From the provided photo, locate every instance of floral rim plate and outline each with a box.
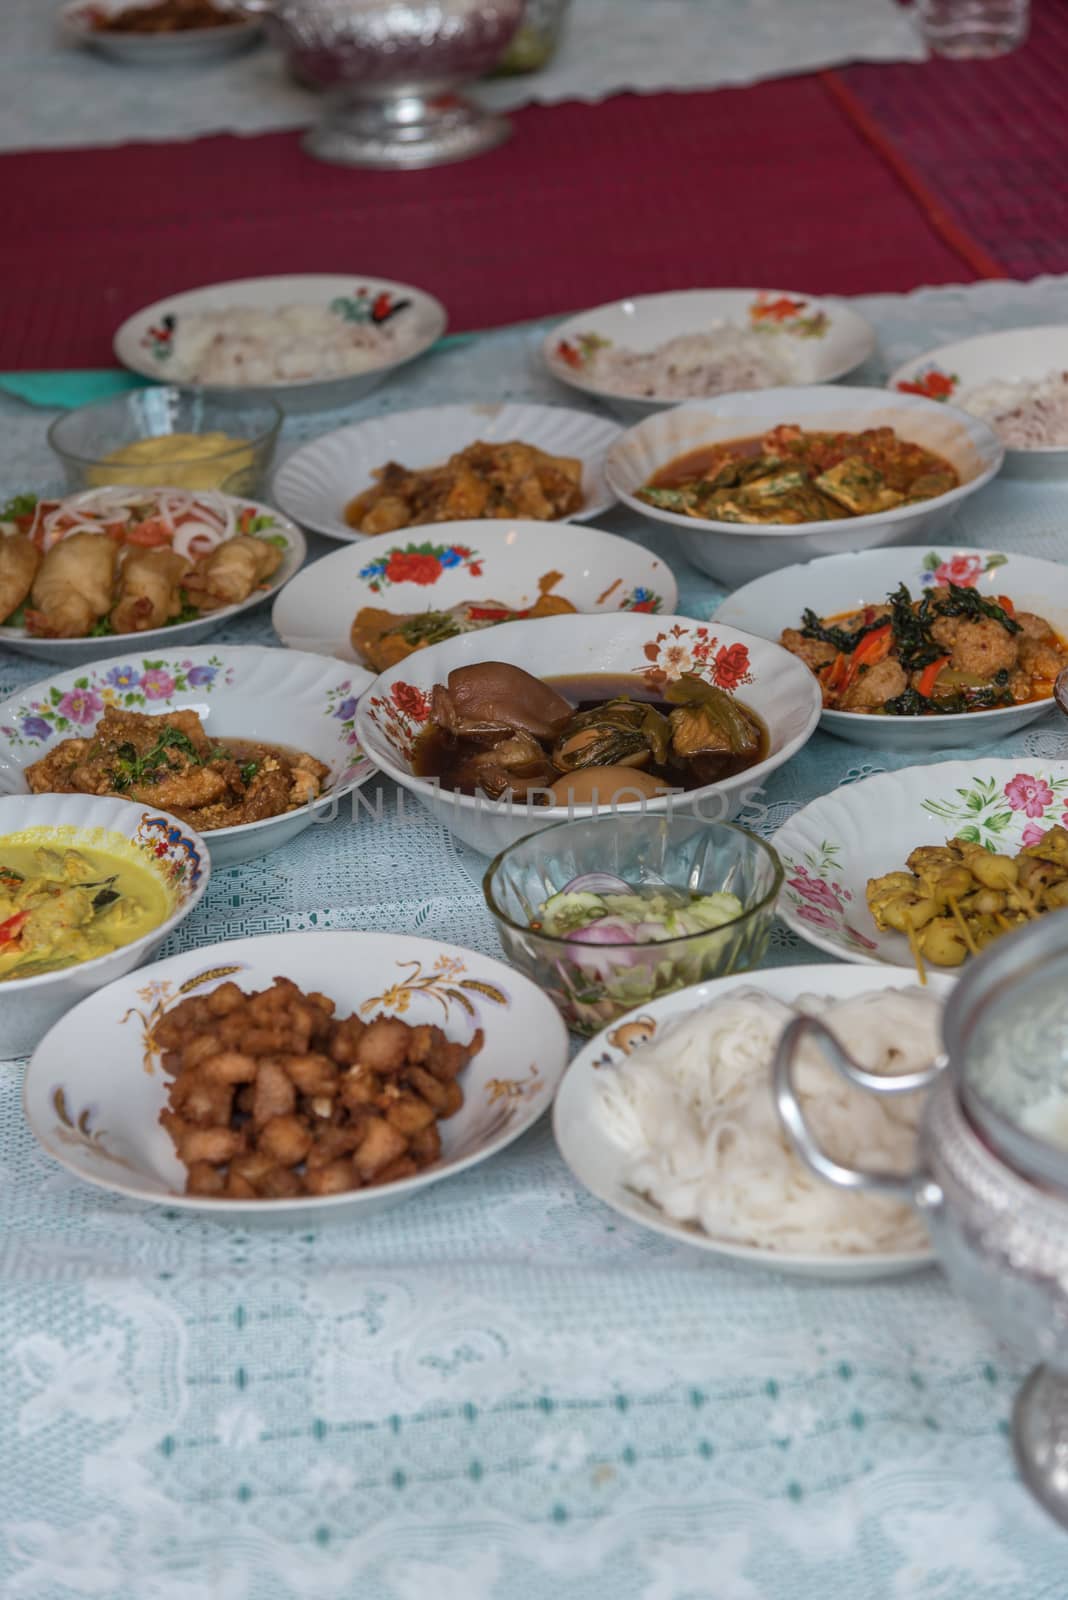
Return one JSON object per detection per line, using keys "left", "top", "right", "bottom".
{"left": 271, "top": 518, "right": 678, "bottom": 662}
{"left": 0, "top": 644, "right": 376, "bottom": 868}
{"left": 772, "top": 758, "right": 1068, "bottom": 968}
{"left": 553, "top": 965, "right": 944, "bottom": 1279}
{"left": 114, "top": 275, "right": 447, "bottom": 412}
{"left": 888, "top": 325, "right": 1068, "bottom": 476}
{"left": 0, "top": 494, "right": 305, "bottom": 668}
{"left": 270, "top": 402, "right": 622, "bottom": 542}
{"left": 544, "top": 289, "right": 876, "bottom": 418}
{"left": 24, "top": 929, "right": 570, "bottom": 1214}
{"left": 713, "top": 545, "right": 1068, "bottom": 751}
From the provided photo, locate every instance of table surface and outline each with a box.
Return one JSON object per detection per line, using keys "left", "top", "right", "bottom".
{"left": 4, "top": 274, "right": 1068, "bottom": 1599}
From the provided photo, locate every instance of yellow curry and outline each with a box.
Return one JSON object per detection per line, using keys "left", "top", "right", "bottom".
{"left": 87, "top": 432, "right": 256, "bottom": 492}
{"left": 0, "top": 844, "right": 169, "bottom": 981}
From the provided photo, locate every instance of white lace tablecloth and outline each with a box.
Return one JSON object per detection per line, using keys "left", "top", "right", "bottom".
{"left": 3, "top": 276, "right": 1068, "bottom": 1599}
{"left": 2, "top": 0, "right": 925, "bottom": 152}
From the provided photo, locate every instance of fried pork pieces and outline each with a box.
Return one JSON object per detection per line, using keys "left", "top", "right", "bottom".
{"left": 157, "top": 977, "right": 482, "bottom": 1199}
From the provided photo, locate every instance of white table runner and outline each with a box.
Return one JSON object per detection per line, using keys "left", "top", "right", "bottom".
{"left": 0, "top": 0, "right": 924, "bottom": 152}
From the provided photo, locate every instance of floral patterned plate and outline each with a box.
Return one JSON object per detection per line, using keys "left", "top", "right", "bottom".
{"left": 714, "top": 546, "right": 1068, "bottom": 750}
{"left": 0, "top": 645, "right": 376, "bottom": 868}
{"left": 0, "top": 495, "right": 305, "bottom": 668}
{"left": 544, "top": 289, "right": 876, "bottom": 422}
{"left": 888, "top": 325, "right": 1068, "bottom": 479}
{"left": 554, "top": 965, "right": 946, "bottom": 1279}
{"left": 114, "top": 275, "right": 447, "bottom": 414}
{"left": 773, "top": 759, "right": 1068, "bottom": 969}
{"left": 355, "top": 611, "right": 822, "bottom": 858}
{"left": 0, "top": 791, "right": 210, "bottom": 1059}
{"left": 23, "top": 929, "right": 569, "bottom": 1216}
{"left": 271, "top": 402, "right": 621, "bottom": 541}
{"left": 271, "top": 518, "right": 677, "bottom": 663}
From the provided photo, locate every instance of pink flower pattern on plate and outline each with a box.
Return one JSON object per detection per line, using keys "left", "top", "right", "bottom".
{"left": 1005, "top": 774, "right": 1054, "bottom": 819}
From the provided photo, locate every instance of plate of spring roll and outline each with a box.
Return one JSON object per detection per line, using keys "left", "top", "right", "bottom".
{"left": 0, "top": 487, "right": 306, "bottom": 665}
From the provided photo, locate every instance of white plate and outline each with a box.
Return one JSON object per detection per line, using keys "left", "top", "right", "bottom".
{"left": 773, "top": 758, "right": 1068, "bottom": 967}
{"left": 271, "top": 402, "right": 621, "bottom": 541}
{"left": 0, "top": 644, "right": 375, "bottom": 868}
{"left": 544, "top": 288, "right": 877, "bottom": 422}
{"left": 554, "top": 965, "right": 946, "bottom": 1279}
{"left": 114, "top": 275, "right": 447, "bottom": 413}
{"left": 355, "top": 610, "right": 822, "bottom": 857}
{"left": 0, "top": 493, "right": 305, "bottom": 667}
{"left": 61, "top": 0, "right": 262, "bottom": 63}
{"left": 605, "top": 386, "right": 1004, "bottom": 588}
{"left": 714, "top": 545, "right": 1068, "bottom": 750}
{"left": 888, "top": 325, "right": 1068, "bottom": 478}
{"left": 24, "top": 928, "right": 570, "bottom": 1215}
{"left": 0, "top": 792, "right": 210, "bottom": 1059}
{"left": 271, "top": 518, "right": 678, "bottom": 663}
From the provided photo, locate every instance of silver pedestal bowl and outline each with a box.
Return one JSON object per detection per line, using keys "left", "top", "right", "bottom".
{"left": 249, "top": 0, "right": 523, "bottom": 168}
{"left": 775, "top": 908, "right": 1068, "bottom": 1532}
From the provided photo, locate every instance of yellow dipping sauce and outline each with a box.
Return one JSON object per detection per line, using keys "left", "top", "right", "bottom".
{"left": 88, "top": 432, "right": 256, "bottom": 492}
{"left": 0, "top": 843, "right": 170, "bottom": 980}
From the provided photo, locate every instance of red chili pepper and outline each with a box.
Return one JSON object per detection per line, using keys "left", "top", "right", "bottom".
{"left": 997, "top": 594, "right": 1016, "bottom": 618}
{"left": 467, "top": 607, "right": 520, "bottom": 621}
{"left": 840, "top": 623, "right": 893, "bottom": 691}
{"left": 918, "top": 654, "right": 951, "bottom": 699}
{"left": 822, "top": 653, "right": 850, "bottom": 695}
{"left": 0, "top": 910, "right": 29, "bottom": 948}
{"left": 557, "top": 340, "right": 582, "bottom": 370}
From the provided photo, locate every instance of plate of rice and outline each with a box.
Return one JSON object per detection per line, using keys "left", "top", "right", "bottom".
{"left": 888, "top": 325, "right": 1068, "bottom": 479}
{"left": 544, "top": 289, "right": 876, "bottom": 422}
{"left": 554, "top": 965, "right": 949, "bottom": 1278}
{"left": 114, "top": 274, "right": 447, "bottom": 413}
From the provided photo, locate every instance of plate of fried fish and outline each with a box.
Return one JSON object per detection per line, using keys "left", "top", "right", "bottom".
{"left": 271, "top": 519, "right": 677, "bottom": 669}
{"left": 271, "top": 402, "right": 622, "bottom": 542}
{"left": 0, "top": 487, "right": 305, "bottom": 665}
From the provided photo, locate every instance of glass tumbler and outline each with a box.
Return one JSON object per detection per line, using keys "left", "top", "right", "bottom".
{"left": 915, "top": 0, "right": 1029, "bottom": 59}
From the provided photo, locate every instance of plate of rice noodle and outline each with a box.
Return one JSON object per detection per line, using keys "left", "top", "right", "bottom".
{"left": 554, "top": 965, "right": 948, "bottom": 1278}
{"left": 0, "top": 486, "right": 305, "bottom": 665}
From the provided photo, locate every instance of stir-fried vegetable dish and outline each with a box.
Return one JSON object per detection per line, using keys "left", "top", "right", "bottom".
{"left": 413, "top": 664, "right": 767, "bottom": 804}
{"left": 867, "top": 826, "right": 1068, "bottom": 975}
{"left": 639, "top": 424, "right": 959, "bottom": 525}
{"left": 0, "top": 843, "right": 169, "bottom": 980}
{"left": 780, "top": 582, "right": 1067, "bottom": 715}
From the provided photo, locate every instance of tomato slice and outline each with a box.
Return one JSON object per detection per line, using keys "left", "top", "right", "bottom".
{"left": 124, "top": 517, "right": 172, "bottom": 548}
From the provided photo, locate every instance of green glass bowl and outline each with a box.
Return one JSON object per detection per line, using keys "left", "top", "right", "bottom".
{"left": 483, "top": 813, "right": 783, "bottom": 1037}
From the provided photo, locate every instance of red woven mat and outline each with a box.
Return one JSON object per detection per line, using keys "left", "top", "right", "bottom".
{"left": 840, "top": 0, "right": 1068, "bottom": 281}
{"left": 1, "top": 75, "right": 990, "bottom": 370}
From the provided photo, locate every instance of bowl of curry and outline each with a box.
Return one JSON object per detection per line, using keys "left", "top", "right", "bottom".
{"left": 605, "top": 386, "right": 1004, "bottom": 587}
{"left": 0, "top": 792, "right": 210, "bottom": 1058}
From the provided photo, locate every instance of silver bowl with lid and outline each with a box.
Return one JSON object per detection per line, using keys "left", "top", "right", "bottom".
{"left": 774, "top": 908, "right": 1068, "bottom": 1529}
{"left": 244, "top": 0, "right": 523, "bottom": 168}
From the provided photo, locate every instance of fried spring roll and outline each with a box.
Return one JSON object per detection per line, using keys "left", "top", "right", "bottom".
{"left": 111, "top": 547, "right": 192, "bottom": 634}
{"left": 184, "top": 535, "right": 282, "bottom": 613}
{"left": 26, "top": 532, "right": 118, "bottom": 638}
{"left": 0, "top": 534, "right": 40, "bottom": 624}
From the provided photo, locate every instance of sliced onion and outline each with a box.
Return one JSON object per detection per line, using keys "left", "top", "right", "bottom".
{"left": 560, "top": 872, "right": 631, "bottom": 896}
{"left": 565, "top": 919, "right": 636, "bottom": 946}
{"left": 173, "top": 520, "right": 225, "bottom": 561}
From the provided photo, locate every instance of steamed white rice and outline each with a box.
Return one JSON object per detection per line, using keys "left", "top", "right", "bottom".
{"left": 167, "top": 304, "right": 407, "bottom": 386}
{"left": 596, "top": 986, "right": 939, "bottom": 1256}
{"left": 961, "top": 370, "right": 1068, "bottom": 448}
{"left": 584, "top": 325, "right": 791, "bottom": 400}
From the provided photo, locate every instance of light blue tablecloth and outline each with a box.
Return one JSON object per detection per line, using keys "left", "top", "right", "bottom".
{"left": 2, "top": 277, "right": 1068, "bottom": 1599}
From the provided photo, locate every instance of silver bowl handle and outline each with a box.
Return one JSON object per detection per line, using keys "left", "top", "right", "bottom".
{"left": 772, "top": 1014, "right": 945, "bottom": 1203}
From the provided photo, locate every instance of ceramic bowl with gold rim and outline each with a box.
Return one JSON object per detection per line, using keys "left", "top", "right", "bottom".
{"left": 23, "top": 929, "right": 569, "bottom": 1215}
